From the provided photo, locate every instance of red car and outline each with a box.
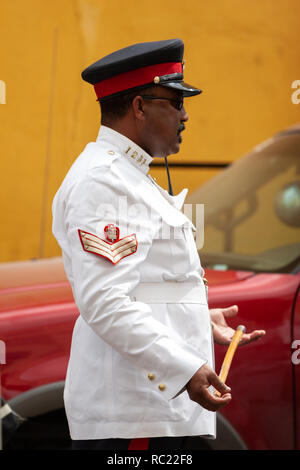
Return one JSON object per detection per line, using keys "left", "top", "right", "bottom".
{"left": 1, "top": 125, "right": 300, "bottom": 450}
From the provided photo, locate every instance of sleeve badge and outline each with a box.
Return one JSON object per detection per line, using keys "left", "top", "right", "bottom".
{"left": 78, "top": 224, "right": 137, "bottom": 265}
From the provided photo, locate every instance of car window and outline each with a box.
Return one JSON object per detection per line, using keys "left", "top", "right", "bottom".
{"left": 186, "top": 132, "right": 300, "bottom": 273}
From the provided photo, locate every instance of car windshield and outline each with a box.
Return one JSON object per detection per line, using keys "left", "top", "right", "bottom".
{"left": 187, "top": 130, "right": 300, "bottom": 274}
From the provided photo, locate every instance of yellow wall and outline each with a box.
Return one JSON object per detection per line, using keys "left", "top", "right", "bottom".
{"left": 0, "top": 0, "right": 300, "bottom": 262}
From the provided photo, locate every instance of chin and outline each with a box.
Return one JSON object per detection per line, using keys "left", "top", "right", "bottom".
{"left": 153, "top": 142, "right": 180, "bottom": 157}
{"left": 172, "top": 142, "right": 181, "bottom": 154}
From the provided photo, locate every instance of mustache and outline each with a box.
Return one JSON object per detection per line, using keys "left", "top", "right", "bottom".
{"left": 177, "top": 124, "right": 185, "bottom": 135}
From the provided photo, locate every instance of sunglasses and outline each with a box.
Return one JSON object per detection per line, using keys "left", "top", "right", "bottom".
{"left": 140, "top": 94, "right": 184, "bottom": 111}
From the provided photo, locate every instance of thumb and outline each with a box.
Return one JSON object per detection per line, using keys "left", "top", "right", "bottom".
{"left": 209, "top": 371, "right": 231, "bottom": 396}
{"left": 222, "top": 305, "right": 238, "bottom": 318}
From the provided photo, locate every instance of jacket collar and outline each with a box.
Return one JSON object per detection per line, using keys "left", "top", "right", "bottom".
{"left": 96, "top": 125, "right": 153, "bottom": 175}
{"left": 96, "top": 125, "right": 191, "bottom": 221}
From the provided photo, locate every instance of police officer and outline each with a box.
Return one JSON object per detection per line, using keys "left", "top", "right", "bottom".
{"left": 52, "top": 39, "right": 265, "bottom": 450}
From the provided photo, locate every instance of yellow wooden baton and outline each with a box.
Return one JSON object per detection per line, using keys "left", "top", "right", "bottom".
{"left": 214, "top": 325, "right": 246, "bottom": 396}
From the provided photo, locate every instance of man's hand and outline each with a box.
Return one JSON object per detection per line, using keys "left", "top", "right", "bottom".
{"left": 210, "top": 305, "right": 266, "bottom": 346}
{"left": 186, "top": 364, "right": 232, "bottom": 411}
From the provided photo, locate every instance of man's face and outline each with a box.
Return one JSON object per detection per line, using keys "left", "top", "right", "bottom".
{"left": 137, "top": 86, "right": 189, "bottom": 158}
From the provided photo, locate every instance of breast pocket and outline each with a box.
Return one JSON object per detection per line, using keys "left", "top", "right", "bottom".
{"left": 153, "top": 197, "right": 198, "bottom": 276}
{"left": 168, "top": 225, "right": 190, "bottom": 274}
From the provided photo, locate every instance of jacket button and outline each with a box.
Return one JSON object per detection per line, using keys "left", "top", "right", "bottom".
{"left": 148, "top": 373, "right": 155, "bottom": 381}
{"left": 158, "top": 384, "right": 166, "bottom": 391}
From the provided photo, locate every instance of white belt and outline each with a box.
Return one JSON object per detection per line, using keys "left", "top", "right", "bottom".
{"left": 130, "top": 281, "right": 207, "bottom": 304}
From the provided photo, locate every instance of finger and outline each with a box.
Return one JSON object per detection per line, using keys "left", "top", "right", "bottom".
{"left": 222, "top": 305, "right": 239, "bottom": 318}
{"left": 208, "top": 370, "right": 231, "bottom": 395}
{"left": 201, "top": 388, "right": 232, "bottom": 411}
{"left": 250, "top": 329, "right": 266, "bottom": 338}
{"left": 240, "top": 330, "right": 266, "bottom": 345}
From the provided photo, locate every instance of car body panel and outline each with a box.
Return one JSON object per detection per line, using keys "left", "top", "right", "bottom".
{"left": 0, "top": 259, "right": 75, "bottom": 399}
{"left": 206, "top": 268, "right": 300, "bottom": 450}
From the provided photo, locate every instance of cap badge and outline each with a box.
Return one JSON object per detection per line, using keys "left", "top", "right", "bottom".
{"left": 104, "top": 224, "right": 119, "bottom": 243}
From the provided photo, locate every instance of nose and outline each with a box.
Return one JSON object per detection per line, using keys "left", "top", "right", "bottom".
{"left": 180, "top": 105, "right": 189, "bottom": 122}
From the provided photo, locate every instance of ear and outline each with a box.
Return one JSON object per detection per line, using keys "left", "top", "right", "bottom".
{"left": 131, "top": 95, "right": 146, "bottom": 121}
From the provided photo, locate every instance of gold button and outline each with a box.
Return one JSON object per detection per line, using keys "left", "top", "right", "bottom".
{"left": 108, "top": 150, "right": 115, "bottom": 155}
{"left": 148, "top": 373, "right": 155, "bottom": 381}
{"left": 158, "top": 384, "right": 166, "bottom": 391}
{"left": 153, "top": 76, "right": 160, "bottom": 84}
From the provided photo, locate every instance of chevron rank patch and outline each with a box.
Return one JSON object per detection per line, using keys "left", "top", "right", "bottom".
{"left": 78, "top": 225, "right": 137, "bottom": 265}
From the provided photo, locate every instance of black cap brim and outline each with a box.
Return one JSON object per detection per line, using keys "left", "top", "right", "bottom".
{"left": 160, "top": 80, "right": 202, "bottom": 97}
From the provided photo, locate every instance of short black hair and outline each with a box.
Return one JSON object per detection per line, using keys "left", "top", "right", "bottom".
{"left": 100, "top": 86, "right": 156, "bottom": 124}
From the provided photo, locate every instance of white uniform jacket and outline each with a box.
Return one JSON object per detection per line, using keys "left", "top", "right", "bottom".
{"left": 52, "top": 125, "right": 216, "bottom": 440}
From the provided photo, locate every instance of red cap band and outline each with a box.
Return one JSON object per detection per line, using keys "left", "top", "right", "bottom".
{"left": 94, "top": 62, "right": 183, "bottom": 99}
